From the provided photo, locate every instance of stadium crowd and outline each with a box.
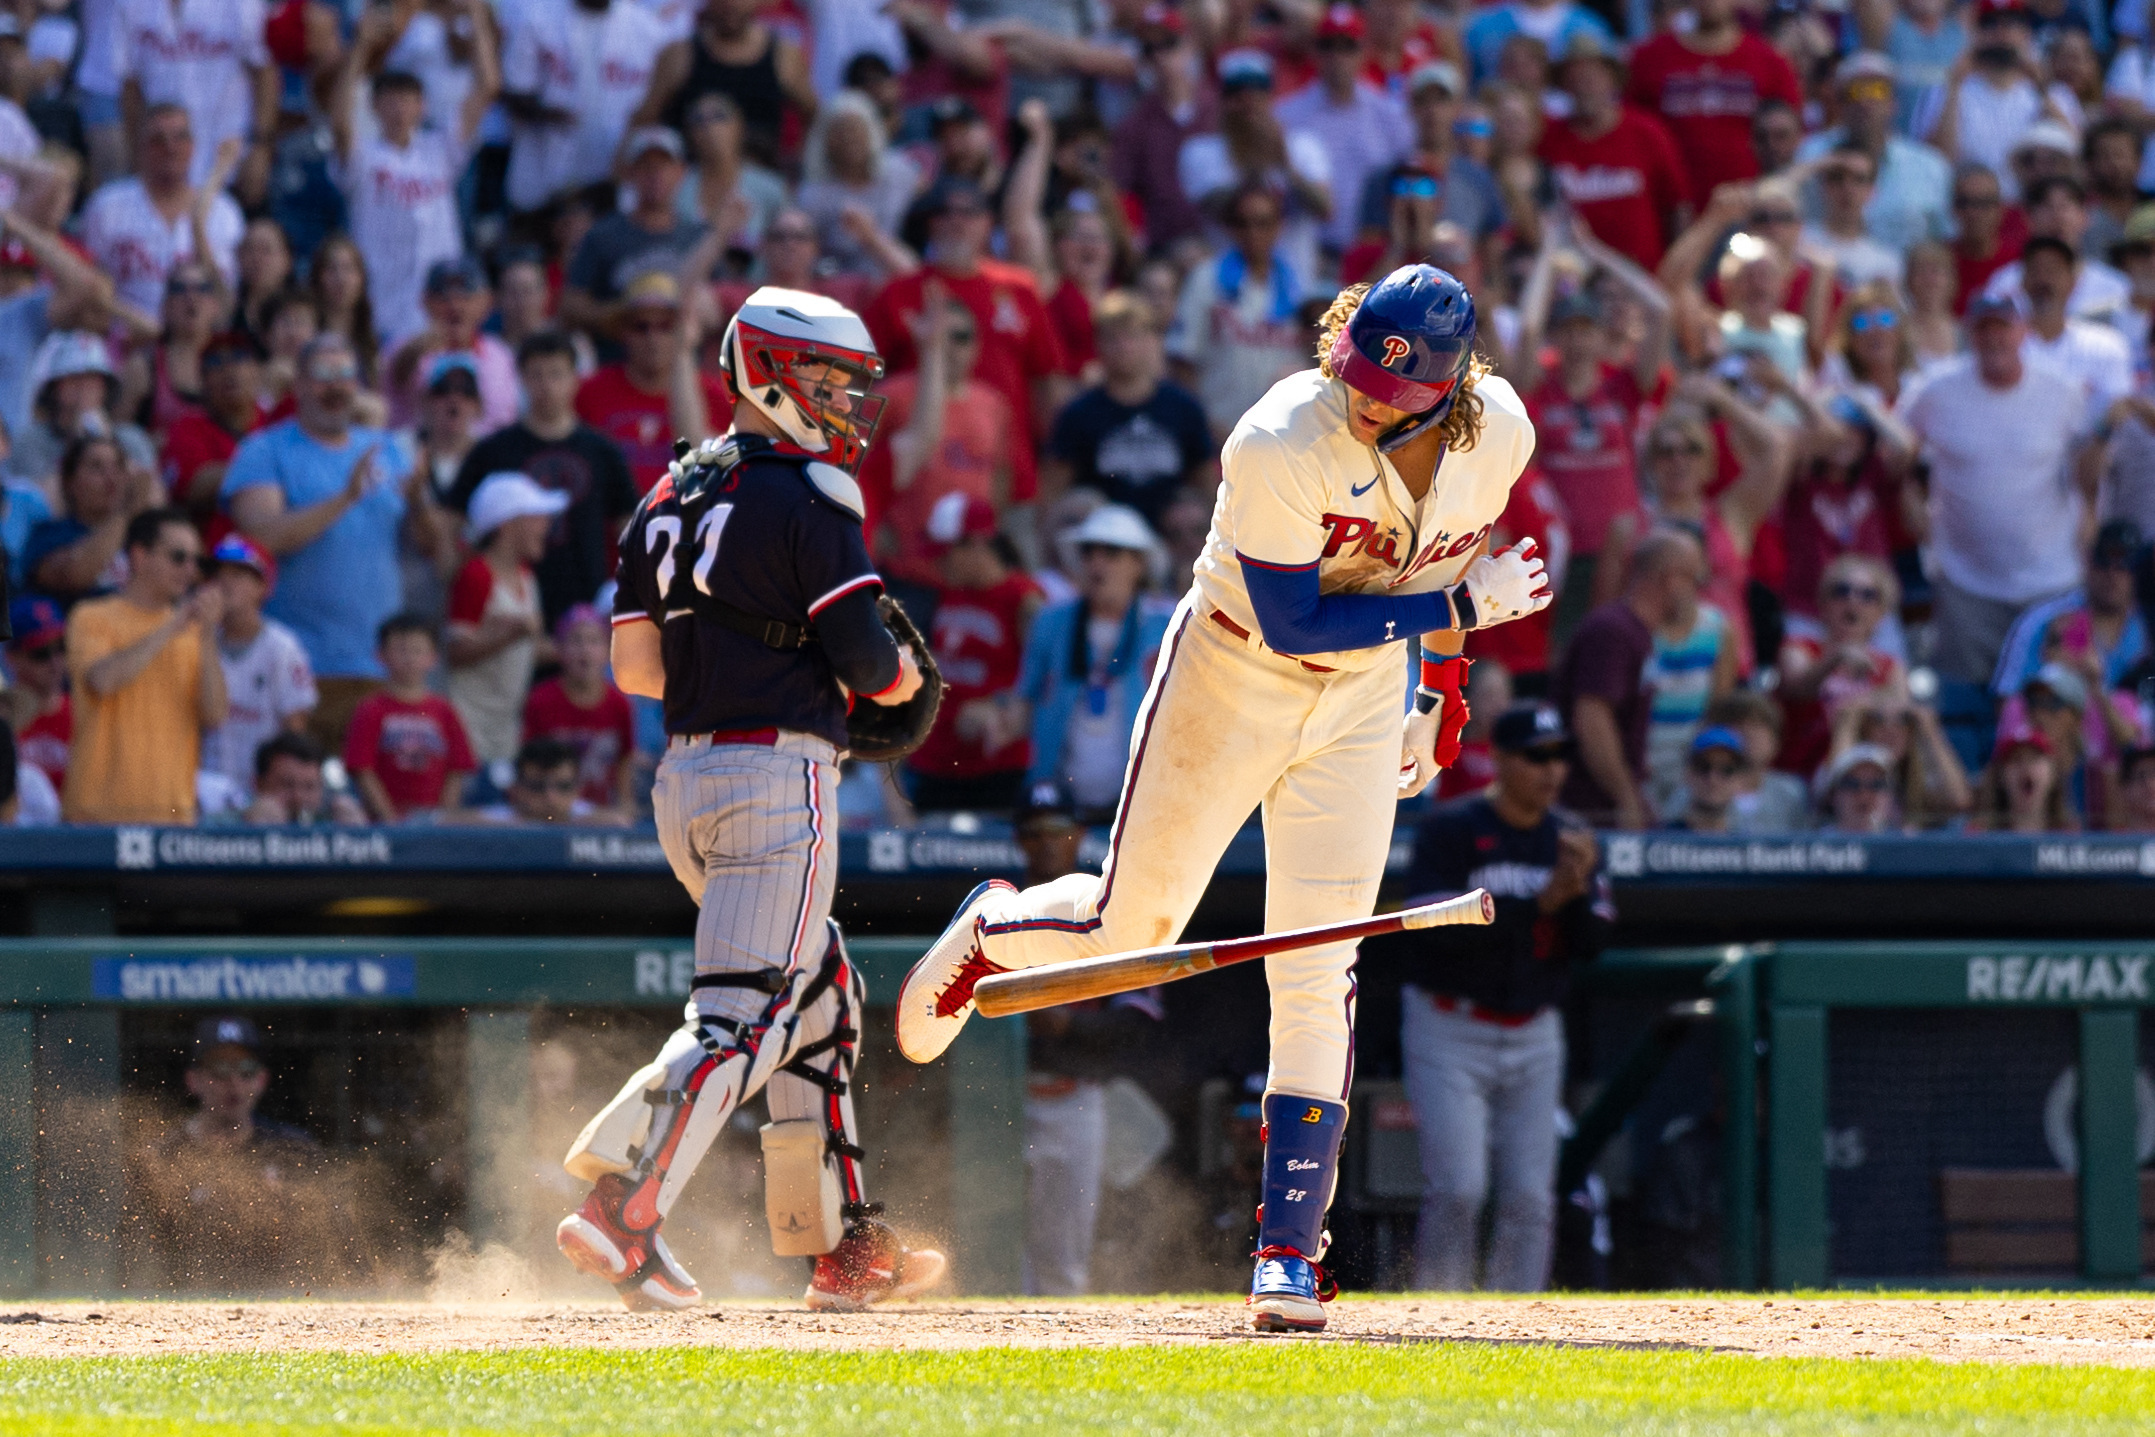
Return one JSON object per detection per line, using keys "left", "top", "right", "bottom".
{"left": 0, "top": 0, "right": 2147, "bottom": 836}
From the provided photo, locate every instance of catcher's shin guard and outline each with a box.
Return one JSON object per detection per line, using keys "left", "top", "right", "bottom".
{"left": 1249, "top": 1093, "right": 1346, "bottom": 1333}
{"left": 764, "top": 921, "right": 869, "bottom": 1255}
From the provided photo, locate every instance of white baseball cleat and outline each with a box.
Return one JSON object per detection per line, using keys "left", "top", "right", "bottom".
{"left": 895, "top": 879, "right": 1015, "bottom": 1063}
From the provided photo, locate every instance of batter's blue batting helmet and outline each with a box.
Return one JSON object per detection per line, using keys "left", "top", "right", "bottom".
{"left": 1328, "top": 264, "right": 1477, "bottom": 452}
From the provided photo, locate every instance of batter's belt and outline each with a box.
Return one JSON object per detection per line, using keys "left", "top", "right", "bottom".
{"left": 1207, "top": 608, "right": 1338, "bottom": 674}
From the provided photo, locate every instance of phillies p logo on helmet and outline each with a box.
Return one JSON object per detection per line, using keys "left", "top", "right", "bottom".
{"left": 1379, "top": 335, "right": 1412, "bottom": 368}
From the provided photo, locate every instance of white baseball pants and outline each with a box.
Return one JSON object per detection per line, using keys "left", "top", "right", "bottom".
{"left": 977, "top": 597, "right": 1403, "bottom": 1101}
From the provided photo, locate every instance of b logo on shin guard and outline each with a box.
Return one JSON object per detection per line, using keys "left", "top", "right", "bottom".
{"left": 1302, "top": 1106, "right": 1325, "bottom": 1123}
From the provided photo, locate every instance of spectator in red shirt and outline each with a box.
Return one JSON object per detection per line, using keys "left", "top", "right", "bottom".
{"left": 343, "top": 613, "right": 474, "bottom": 822}
{"left": 574, "top": 269, "right": 731, "bottom": 494}
{"left": 522, "top": 603, "right": 638, "bottom": 814}
{"left": 905, "top": 494, "right": 1044, "bottom": 814}
{"left": 862, "top": 287, "right": 1016, "bottom": 589}
{"left": 161, "top": 330, "right": 267, "bottom": 535}
{"left": 864, "top": 176, "right": 1069, "bottom": 509}
{"left": 1511, "top": 242, "right": 1672, "bottom": 628}
{"left": 710, "top": 208, "right": 876, "bottom": 343}
{"left": 1005, "top": 100, "right": 1120, "bottom": 381}
{"left": 1626, "top": 0, "right": 1801, "bottom": 197}
{"left": 3, "top": 596, "right": 69, "bottom": 793}
{"left": 1539, "top": 33, "right": 1693, "bottom": 271}
{"left": 1949, "top": 162, "right": 2025, "bottom": 312}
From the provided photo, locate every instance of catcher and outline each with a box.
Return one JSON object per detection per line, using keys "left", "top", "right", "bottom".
{"left": 555, "top": 288, "right": 948, "bottom": 1310}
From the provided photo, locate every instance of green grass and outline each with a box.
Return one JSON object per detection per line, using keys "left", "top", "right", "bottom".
{"left": 1, "top": 1344, "right": 2154, "bottom": 1435}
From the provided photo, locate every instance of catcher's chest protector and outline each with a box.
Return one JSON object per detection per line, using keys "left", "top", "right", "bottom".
{"left": 616, "top": 434, "right": 881, "bottom": 750}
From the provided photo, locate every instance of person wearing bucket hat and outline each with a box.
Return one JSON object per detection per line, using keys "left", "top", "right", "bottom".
{"left": 444, "top": 472, "right": 568, "bottom": 765}
{"left": 1020, "top": 502, "right": 1175, "bottom": 825}
{"left": 896, "top": 263, "right": 1547, "bottom": 1334}
{"left": 10, "top": 330, "right": 157, "bottom": 493}
{"left": 1539, "top": 32, "right": 1693, "bottom": 271}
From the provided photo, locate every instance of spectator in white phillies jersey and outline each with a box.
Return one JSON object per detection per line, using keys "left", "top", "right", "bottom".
{"left": 80, "top": 103, "right": 242, "bottom": 317}
{"left": 331, "top": 0, "right": 499, "bottom": 345}
{"left": 498, "top": 0, "right": 670, "bottom": 215}
{"left": 199, "top": 534, "right": 319, "bottom": 803}
{"left": 110, "top": 0, "right": 276, "bottom": 200}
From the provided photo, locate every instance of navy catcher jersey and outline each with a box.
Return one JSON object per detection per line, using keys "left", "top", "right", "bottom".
{"left": 612, "top": 436, "right": 882, "bottom": 746}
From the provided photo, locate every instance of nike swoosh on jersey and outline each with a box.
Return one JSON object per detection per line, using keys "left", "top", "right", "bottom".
{"left": 1350, "top": 476, "right": 1378, "bottom": 497}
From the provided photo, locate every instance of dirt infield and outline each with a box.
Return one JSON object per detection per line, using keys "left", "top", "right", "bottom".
{"left": 2, "top": 1297, "right": 2154, "bottom": 1366}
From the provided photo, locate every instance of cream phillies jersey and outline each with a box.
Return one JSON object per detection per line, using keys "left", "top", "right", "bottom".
{"left": 1190, "top": 367, "right": 1537, "bottom": 673}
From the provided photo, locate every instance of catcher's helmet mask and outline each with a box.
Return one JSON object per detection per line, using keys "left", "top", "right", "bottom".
{"left": 1329, "top": 263, "right": 1477, "bottom": 454}
{"left": 724, "top": 289, "right": 887, "bottom": 474}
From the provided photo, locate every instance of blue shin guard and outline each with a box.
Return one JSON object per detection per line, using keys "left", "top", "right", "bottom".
{"left": 1249, "top": 1093, "right": 1345, "bottom": 1332}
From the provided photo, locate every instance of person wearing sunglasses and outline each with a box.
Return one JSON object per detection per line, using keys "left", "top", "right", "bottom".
{"left": 1778, "top": 553, "right": 1904, "bottom": 775}
{"left": 1820, "top": 279, "right": 1922, "bottom": 408}
{"left": 1392, "top": 700, "right": 1610, "bottom": 1293}
{"left": 1665, "top": 725, "right": 1748, "bottom": 833}
{"left": 463, "top": 735, "right": 613, "bottom": 825}
{"left": 571, "top": 268, "right": 729, "bottom": 494}
{"left": 1801, "top": 148, "right": 1902, "bottom": 291}
{"left": 1946, "top": 163, "right": 2017, "bottom": 307}
{"left": 61, "top": 505, "right": 228, "bottom": 822}
{"left": 1348, "top": 63, "right": 1506, "bottom": 286}
{"left": 1606, "top": 377, "right": 1790, "bottom": 679}
{"left": 1789, "top": 52, "right": 1952, "bottom": 255}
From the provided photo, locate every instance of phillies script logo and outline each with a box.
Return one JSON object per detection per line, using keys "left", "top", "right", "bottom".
{"left": 1321, "top": 514, "right": 1491, "bottom": 570}
{"left": 1379, "top": 335, "right": 1412, "bottom": 368}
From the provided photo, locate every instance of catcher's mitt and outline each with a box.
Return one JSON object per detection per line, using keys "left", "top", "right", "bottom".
{"left": 846, "top": 594, "right": 944, "bottom": 761}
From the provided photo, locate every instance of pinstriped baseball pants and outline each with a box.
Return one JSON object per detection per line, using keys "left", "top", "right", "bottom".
{"left": 633, "top": 732, "right": 850, "bottom": 1213}
{"left": 654, "top": 732, "right": 842, "bottom": 1013}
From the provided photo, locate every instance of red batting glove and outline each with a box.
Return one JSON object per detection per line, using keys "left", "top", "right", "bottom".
{"left": 1419, "top": 654, "right": 1471, "bottom": 769}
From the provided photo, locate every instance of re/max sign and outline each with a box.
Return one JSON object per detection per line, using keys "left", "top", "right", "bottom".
{"left": 1965, "top": 954, "right": 2152, "bottom": 1002}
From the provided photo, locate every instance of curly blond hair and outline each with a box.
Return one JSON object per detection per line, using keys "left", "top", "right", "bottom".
{"left": 1315, "top": 282, "right": 1492, "bottom": 452}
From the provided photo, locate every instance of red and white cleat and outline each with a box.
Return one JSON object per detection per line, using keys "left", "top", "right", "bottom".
{"left": 805, "top": 1216, "right": 948, "bottom": 1311}
{"left": 895, "top": 879, "right": 1014, "bottom": 1063}
{"left": 557, "top": 1174, "right": 702, "bottom": 1310}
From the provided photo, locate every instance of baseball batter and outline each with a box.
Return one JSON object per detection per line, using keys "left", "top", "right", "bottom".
{"left": 897, "top": 265, "right": 1548, "bottom": 1331}
{"left": 554, "top": 288, "right": 946, "bottom": 1312}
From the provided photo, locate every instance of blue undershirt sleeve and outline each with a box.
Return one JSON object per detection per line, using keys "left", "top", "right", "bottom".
{"left": 1237, "top": 556, "right": 1458, "bottom": 656}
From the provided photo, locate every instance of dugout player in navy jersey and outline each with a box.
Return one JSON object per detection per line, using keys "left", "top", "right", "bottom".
{"left": 1395, "top": 701, "right": 1614, "bottom": 1293}
{"left": 553, "top": 288, "right": 947, "bottom": 1312}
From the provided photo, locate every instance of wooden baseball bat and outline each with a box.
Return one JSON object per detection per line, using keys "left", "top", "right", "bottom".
{"left": 971, "top": 889, "right": 1495, "bottom": 1019}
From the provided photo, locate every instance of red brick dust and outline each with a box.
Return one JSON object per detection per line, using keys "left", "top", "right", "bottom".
{"left": 3, "top": 1297, "right": 2155, "bottom": 1365}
